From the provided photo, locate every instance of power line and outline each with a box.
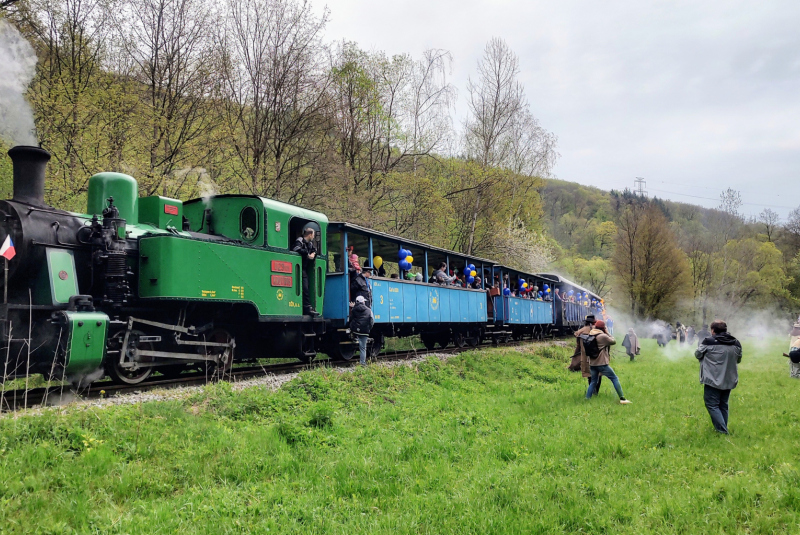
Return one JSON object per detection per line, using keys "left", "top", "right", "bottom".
{"left": 646, "top": 187, "right": 796, "bottom": 210}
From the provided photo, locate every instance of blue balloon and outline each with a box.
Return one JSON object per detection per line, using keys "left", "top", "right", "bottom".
{"left": 543, "top": 284, "right": 549, "bottom": 290}
{"left": 568, "top": 290, "right": 574, "bottom": 296}
{"left": 467, "top": 276, "right": 475, "bottom": 283}
{"left": 538, "top": 291, "right": 543, "bottom": 297}
{"left": 503, "top": 288, "right": 511, "bottom": 296}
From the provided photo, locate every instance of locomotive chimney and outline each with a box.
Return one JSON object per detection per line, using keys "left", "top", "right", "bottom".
{"left": 8, "top": 145, "right": 51, "bottom": 206}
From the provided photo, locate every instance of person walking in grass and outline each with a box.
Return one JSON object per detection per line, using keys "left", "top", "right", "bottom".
{"left": 785, "top": 318, "right": 800, "bottom": 379}
{"left": 584, "top": 320, "right": 631, "bottom": 404}
{"left": 695, "top": 320, "right": 742, "bottom": 434}
{"left": 622, "top": 328, "right": 640, "bottom": 361}
{"left": 572, "top": 315, "right": 602, "bottom": 395}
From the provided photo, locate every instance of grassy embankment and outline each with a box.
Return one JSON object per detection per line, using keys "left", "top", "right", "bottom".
{"left": 1, "top": 337, "right": 799, "bottom": 534}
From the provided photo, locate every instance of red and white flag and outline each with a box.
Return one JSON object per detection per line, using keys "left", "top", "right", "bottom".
{"left": 0, "top": 235, "right": 16, "bottom": 261}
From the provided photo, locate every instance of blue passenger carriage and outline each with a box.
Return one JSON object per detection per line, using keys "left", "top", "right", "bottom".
{"left": 487, "top": 266, "right": 556, "bottom": 341}
{"left": 321, "top": 223, "right": 583, "bottom": 360}
{"left": 537, "top": 273, "right": 602, "bottom": 334}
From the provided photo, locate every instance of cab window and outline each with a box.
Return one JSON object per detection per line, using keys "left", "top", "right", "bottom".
{"left": 239, "top": 206, "right": 259, "bottom": 242}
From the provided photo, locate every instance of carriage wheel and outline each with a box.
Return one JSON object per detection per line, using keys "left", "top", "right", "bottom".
{"left": 466, "top": 328, "right": 480, "bottom": 348}
{"left": 368, "top": 331, "right": 384, "bottom": 359}
{"left": 453, "top": 331, "right": 467, "bottom": 348}
{"left": 327, "top": 331, "right": 355, "bottom": 362}
{"left": 421, "top": 332, "right": 438, "bottom": 350}
{"left": 437, "top": 332, "right": 451, "bottom": 349}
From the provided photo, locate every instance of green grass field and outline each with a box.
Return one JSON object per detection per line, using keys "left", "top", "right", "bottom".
{"left": 1, "top": 337, "right": 798, "bottom": 534}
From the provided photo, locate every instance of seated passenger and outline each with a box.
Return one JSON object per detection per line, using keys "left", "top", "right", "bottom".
{"left": 390, "top": 273, "right": 399, "bottom": 279}
{"left": 431, "top": 262, "right": 454, "bottom": 284}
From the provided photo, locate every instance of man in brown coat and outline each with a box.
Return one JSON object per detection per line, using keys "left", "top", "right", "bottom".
{"left": 571, "top": 315, "right": 602, "bottom": 395}
{"left": 585, "top": 320, "right": 631, "bottom": 404}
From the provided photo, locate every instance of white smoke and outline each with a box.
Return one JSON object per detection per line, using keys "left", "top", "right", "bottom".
{"left": 196, "top": 173, "right": 217, "bottom": 204}
{"left": 0, "top": 20, "right": 38, "bottom": 146}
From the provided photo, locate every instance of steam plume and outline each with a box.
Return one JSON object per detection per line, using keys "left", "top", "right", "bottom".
{"left": 0, "top": 19, "right": 38, "bottom": 146}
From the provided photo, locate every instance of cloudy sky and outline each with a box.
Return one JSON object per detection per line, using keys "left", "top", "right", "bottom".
{"left": 318, "top": 0, "right": 800, "bottom": 219}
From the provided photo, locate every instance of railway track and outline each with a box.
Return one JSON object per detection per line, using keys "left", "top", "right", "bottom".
{"left": 1, "top": 340, "right": 534, "bottom": 413}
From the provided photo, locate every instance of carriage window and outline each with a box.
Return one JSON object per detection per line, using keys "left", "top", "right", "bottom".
{"left": 239, "top": 206, "right": 258, "bottom": 241}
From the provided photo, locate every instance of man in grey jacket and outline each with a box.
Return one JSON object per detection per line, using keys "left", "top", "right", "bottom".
{"left": 695, "top": 320, "right": 742, "bottom": 434}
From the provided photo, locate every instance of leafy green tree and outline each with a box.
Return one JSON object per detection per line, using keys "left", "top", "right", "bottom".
{"left": 613, "top": 201, "right": 690, "bottom": 319}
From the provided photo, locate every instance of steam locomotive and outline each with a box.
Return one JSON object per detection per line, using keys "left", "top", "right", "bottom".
{"left": 0, "top": 146, "right": 600, "bottom": 386}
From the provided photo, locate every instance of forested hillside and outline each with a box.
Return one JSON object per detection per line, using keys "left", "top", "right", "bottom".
{"left": 0, "top": 0, "right": 798, "bottom": 322}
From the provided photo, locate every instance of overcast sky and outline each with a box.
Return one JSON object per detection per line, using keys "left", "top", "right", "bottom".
{"left": 318, "top": 0, "right": 800, "bottom": 219}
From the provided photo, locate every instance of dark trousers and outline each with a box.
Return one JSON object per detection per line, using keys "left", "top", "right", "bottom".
{"left": 703, "top": 384, "right": 731, "bottom": 434}
{"left": 587, "top": 376, "right": 602, "bottom": 395}
{"left": 302, "top": 271, "right": 312, "bottom": 312}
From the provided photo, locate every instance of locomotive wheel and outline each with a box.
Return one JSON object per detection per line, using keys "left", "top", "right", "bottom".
{"left": 420, "top": 332, "right": 438, "bottom": 350}
{"left": 201, "top": 329, "right": 235, "bottom": 379}
{"left": 107, "top": 330, "right": 154, "bottom": 385}
{"left": 368, "top": 331, "right": 384, "bottom": 359}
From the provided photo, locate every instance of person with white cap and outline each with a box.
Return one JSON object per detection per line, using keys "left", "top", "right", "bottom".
{"left": 349, "top": 295, "right": 375, "bottom": 365}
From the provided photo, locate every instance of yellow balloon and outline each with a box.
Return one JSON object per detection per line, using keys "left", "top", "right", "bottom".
{"left": 523, "top": 283, "right": 528, "bottom": 288}
{"left": 406, "top": 255, "right": 414, "bottom": 263}
{"left": 373, "top": 256, "right": 383, "bottom": 269}
{"left": 470, "top": 270, "right": 477, "bottom": 277}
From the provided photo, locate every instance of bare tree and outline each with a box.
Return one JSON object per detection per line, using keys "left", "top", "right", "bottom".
{"left": 714, "top": 187, "right": 743, "bottom": 244}
{"left": 758, "top": 208, "right": 780, "bottom": 242}
{"left": 784, "top": 205, "right": 800, "bottom": 254}
{"left": 219, "top": 0, "right": 330, "bottom": 203}
{"left": 114, "top": 0, "right": 217, "bottom": 195}
{"left": 405, "top": 49, "right": 456, "bottom": 172}
{"left": 455, "top": 37, "right": 556, "bottom": 255}
{"left": 26, "top": 0, "right": 111, "bottom": 205}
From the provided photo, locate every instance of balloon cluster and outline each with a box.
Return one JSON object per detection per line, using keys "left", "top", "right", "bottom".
{"left": 398, "top": 248, "right": 413, "bottom": 271}
{"left": 464, "top": 263, "right": 477, "bottom": 284}
{"left": 517, "top": 278, "right": 529, "bottom": 292}
{"left": 543, "top": 283, "right": 551, "bottom": 296}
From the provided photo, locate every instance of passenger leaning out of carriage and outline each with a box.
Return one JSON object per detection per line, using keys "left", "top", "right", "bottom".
{"left": 292, "top": 227, "right": 319, "bottom": 316}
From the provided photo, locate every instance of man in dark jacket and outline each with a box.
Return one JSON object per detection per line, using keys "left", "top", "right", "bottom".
{"left": 350, "top": 295, "right": 374, "bottom": 365}
{"left": 695, "top": 320, "right": 742, "bottom": 434}
{"left": 292, "top": 228, "right": 319, "bottom": 316}
{"left": 696, "top": 324, "right": 711, "bottom": 346}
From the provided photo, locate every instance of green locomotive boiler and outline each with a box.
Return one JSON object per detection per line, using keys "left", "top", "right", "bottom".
{"left": 0, "top": 146, "right": 326, "bottom": 385}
